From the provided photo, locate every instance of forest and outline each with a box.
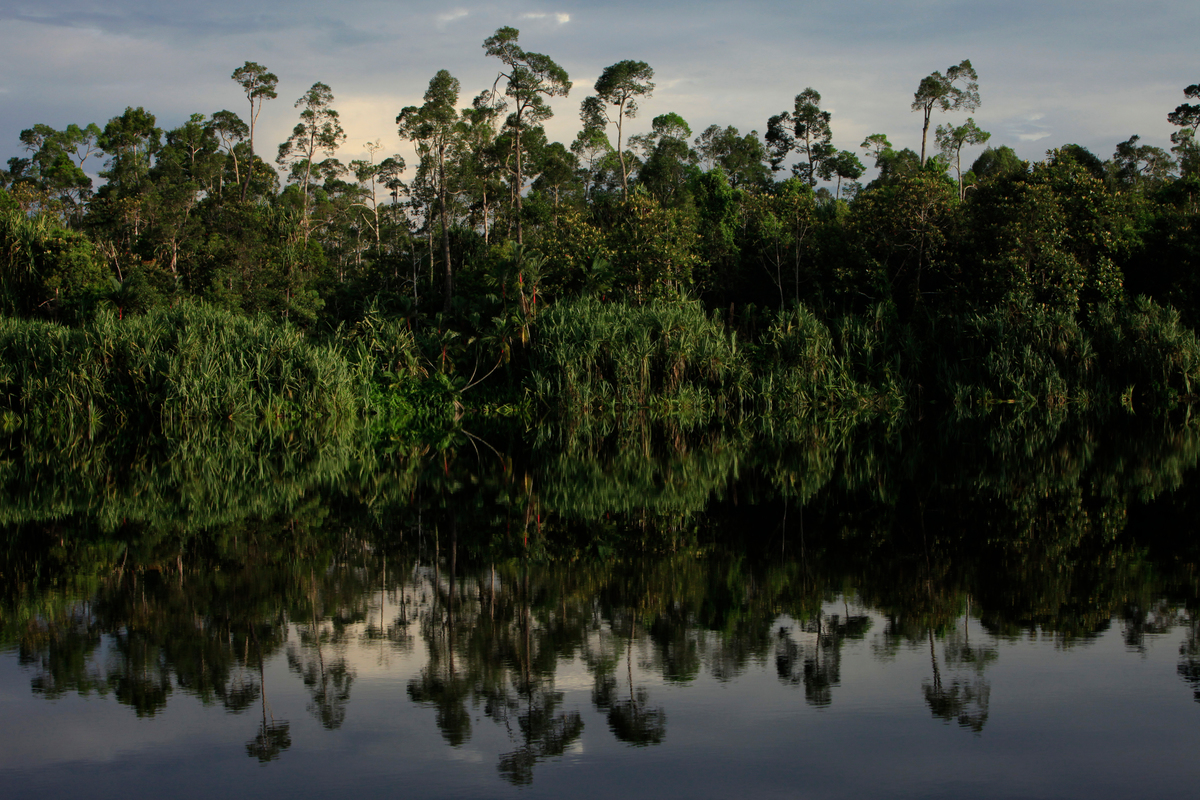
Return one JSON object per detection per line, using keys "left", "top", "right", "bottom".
{"left": 2, "top": 25, "right": 1200, "bottom": 435}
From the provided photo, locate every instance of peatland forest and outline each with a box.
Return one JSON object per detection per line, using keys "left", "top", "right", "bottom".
{"left": 0, "top": 29, "right": 1197, "bottom": 444}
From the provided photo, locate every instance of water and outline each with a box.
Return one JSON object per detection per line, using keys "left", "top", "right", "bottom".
{"left": 3, "top": 418, "right": 1200, "bottom": 797}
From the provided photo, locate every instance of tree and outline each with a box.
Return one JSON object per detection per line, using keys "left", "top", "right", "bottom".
{"left": 456, "top": 92, "right": 507, "bottom": 243}
{"left": 231, "top": 62, "right": 278, "bottom": 200}
{"left": 1167, "top": 82, "right": 1200, "bottom": 177}
{"left": 17, "top": 122, "right": 103, "bottom": 217}
{"left": 694, "top": 125, "right": 770, "bottom": 189}
{"left": 350, "top": 140, "right": 406, "bottom": 253}
{"left": 581, "top": 60, "right": 655, "bottom": 197}
{"left": 818, "top": 150, "right": 865, "bottom": 200}
{"left": 571, "top": 125, "right": 614, "bottom": 200}
{"left": 483, "top": 26, "right": 572, "bottom": 245}
{"left": 860, "top": 133, "right": 893, "bottom": 168}
{"left": 397, "top": 70, "right": 461, "bottom": 312}
{"left": 935, "top": 118, "right": 990, "bottom": 200}
{"left": 1053, "top": 144, "right": 1106, "bottom": 181}
{"left": 765, "top": 88, "right": 833, "bottom": 187}
{"left": 912, "top": 59, "right": 979, "bottom": 166}
{"left": 633, "top": 114, "right": 696, "bottom": 205}
{"left": 277, "top": 82, "right": 346, "bottom": 241}
{"left": 208, "top": 111, "right": 249, "bottom": 197}
{"left": 744, "top": 177, "right": 816, "bottom": 307}
{"left": 1112, "top": 135, "right": 1175, "bottom": 191}
{"left": 850, "top": 173, "right": 956, "bottom": 313}
{"left": 531, "top": 141, "right": 580, "bottom": 208}
{"left": 970, "top": 145, "right": 1025, "bottom": 181}
{"left": 97, "top": 107, "right": 162, "bottom": 198}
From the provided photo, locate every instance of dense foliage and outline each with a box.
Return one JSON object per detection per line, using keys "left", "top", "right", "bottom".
{"left": 2, "top": 39, "right": 1198, "bottom": 426}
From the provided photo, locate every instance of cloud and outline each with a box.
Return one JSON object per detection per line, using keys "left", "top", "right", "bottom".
{"left": 1006, "top": 112, "right": 1052, "bottom": 143}
{"left": 520, "top": 12, "right": 571, "bottom": 24}
{"left": 437, "top": 8, "right": 468, "bottom": 24}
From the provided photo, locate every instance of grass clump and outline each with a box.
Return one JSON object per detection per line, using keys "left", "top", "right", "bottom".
{"left": 0, "top": 300, "right": 369, "bottom": 436}
{"left": 527, "top": 297, "right": 749, "bottom": 423}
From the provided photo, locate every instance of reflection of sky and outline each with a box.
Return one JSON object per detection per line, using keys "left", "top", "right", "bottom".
{"left": 2, "top": 1, "right": 1197, "bottom": 183}
{"left": 3, "top": 599, "right": 1198, "bottom": 799}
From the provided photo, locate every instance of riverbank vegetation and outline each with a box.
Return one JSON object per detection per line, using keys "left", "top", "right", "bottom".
{"left": 2, "top": 33, "right": 1198, "bottom": 432}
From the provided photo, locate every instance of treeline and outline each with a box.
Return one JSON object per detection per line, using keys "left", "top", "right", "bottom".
{"left": 2, "top": 27, "right": 1199, "bottom": 423}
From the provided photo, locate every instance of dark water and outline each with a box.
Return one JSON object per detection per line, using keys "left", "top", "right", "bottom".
{"left": 3, "top": 418, "right": 1200, "bottom": 798}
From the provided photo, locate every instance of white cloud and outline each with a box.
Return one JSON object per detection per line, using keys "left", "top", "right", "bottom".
{"left": 520, "top": 12, "right": 571, "bottom": 24}
{"left": 436, "top": 8, "right": 468, "bottom": 24}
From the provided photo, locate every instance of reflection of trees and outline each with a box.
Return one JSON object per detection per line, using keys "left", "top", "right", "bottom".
{"left": 494, "top": 686, "right": 585, "bottom": 786}
{"left": 287, "top": 576, "right": 362, "bottom": 731}
{"left": 592, "top": 617, "right": 666, "bottom": 747}
{"left": 8, "top": 412, "right": 1200, "bottom": 774}
{"left": 246, "top": 628, "right": 292, "bottom": 762}
{"left": 1178, "top": 614, "right": 1200, "bottom": 702}
{"left": 776, "top": 611, "right": 870, "bottom": 707}
{"left": 407, "top": 540, "right": 587, "bottom": 786}
{"left": 407, "top": 530, "right": 473, "bottom": 747}
{"left": 921, "top": 614, "right": 992, "bottom": 734}
{"left": 4, "top": 509, "right": 383, "bottom": 750}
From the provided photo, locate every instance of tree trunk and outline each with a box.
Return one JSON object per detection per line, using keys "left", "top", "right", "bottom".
{"left": 439, "top": 141, "right": 452, "bottom": 313}
{"left": 514, "top": 107, "right": 524, "bottom": 245}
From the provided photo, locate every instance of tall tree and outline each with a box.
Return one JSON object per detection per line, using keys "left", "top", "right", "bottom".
{"left": 231, "top": 62, "right": 278, "bottom": 201}
{"left": 935, "top": 118, "right": 990, "bottom": 200}
{"left": 483, "top": 26, "right": 571, "bottom": 245}
{"left": 570, "top": 125, "right": 614, "bottom": 201}
{"left": 350, "top": 140, "right": 406, "bottom": 252}
{"left": 694, "top": 125, "right": 770, "bottom": 189}
{"left": 398, "top": 70, "right": 461, "bottom": 312}
{"left": 1167, "top": 82, "right": 1200, "bottom": 177}
{"left": 456, "top": 92, "right": 506, "bottom": 243}
{"left": 208, "top": 110, "right": 249, "bottom": 197}
{"left": 18, "top": 122, "right": 103, "bottom": 216}
{"left": 818, "top": 150, "right": 866, "bottom": 200}
{"left": 765, "top": 88, "right": 833, "bottom": 187}
{"left": 97, "top": 107, "right": 162, "bottom": 197}
{"left": 581, "top": 60, "right": 655, "bottom": 197}
{"left": 277, "top": 82, "right": 346, "bottom": 241}
{"left": 911, "top": 59, "right": 979, "bottom": 166}
{"left": 1112, "top": 135, "right": 1175, "bottom": 191}
{"left": 860, "top": 133, "right": 893, "bottom": 168}
{"left": 633, "top": 113, "right": 695, "bottom": 204}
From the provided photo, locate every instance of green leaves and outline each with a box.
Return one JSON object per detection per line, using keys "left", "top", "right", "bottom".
{"left": 483, "top": 27, "right": 571, "bottom": 242}
{"left": 911, "top": 59, "right": 980, "bottom": 166}
{"left": 593, "top": 60, "right": 655, "bottom": 119}
{"left": 396, "top": 71, "right": 461, "bottom": 145}
{"left": 231, "top": 62, "right": 278, "bottom": 105}
{"left": 766, "top": 88, "right": 833, "bottom": 187}
{"left": 276, "top": 82, "right": 346, "bottom": 240}
{"left": 582, "top": 61, "right": 654, "bottom": 197}
{"left": 935, "top": 117, "right": 991, "bottom": 200}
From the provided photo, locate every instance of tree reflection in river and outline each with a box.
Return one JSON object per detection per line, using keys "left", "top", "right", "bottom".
{"left": 5, "top": 414, "right": 1200, "bottom": 783}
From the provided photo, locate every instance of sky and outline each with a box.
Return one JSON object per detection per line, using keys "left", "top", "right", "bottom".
{"left": 1, "top": 0, "right": 1196, "bottom": 183}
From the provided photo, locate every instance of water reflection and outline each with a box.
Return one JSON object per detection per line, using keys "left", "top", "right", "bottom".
{"left": 3, "top": 415, "right": 1200, "bottom": 789}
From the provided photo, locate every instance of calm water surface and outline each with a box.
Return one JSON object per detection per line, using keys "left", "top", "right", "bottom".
{"left": 3, "top": 420, "right": 1200, "bottom": 798}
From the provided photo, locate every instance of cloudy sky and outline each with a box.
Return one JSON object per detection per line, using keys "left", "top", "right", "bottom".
{"left": 2, "top": 0, "right": 1195, "bottom": 181}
